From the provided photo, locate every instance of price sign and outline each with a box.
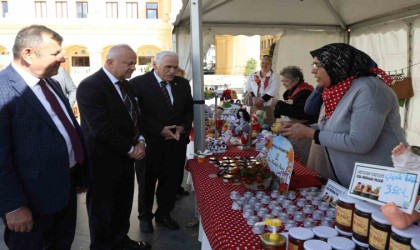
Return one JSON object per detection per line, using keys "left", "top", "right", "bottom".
{"left": 348, "top": 163, "right": 420, "bottom": 214}
{"left": 321, "top": 180, "right": 347, "bottom": 206}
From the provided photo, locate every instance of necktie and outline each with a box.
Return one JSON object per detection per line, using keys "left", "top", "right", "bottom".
{"left": 117, "top": 81, "right": 140, "bottom": 140}
{"left": 160, "top": 81, "right": 172, "bottom": 110}
{"left": 39, "top": 80, "right": 85, "bottom": 165}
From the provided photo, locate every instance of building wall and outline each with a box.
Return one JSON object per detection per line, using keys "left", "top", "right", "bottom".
{"left": 260, "top": 34, "right": 280, "bottom": 58}
{"left": 0, "top": 0, "right": 173, "bottom": 85}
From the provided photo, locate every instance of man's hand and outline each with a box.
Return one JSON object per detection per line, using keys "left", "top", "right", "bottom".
{"left": 129, "top": 142, "right": 146, "bottom": 160}
{"left": 160, "top": 125, "right": 178, "bottom": 140}
{"left": 173, "top": 125, "right": 184, "bottom": 141}
{"left": 280, "top": 123, "right": 315, "bottom": 140}
{"left": 5, "top": 206, "right": 34, "bottom": 233}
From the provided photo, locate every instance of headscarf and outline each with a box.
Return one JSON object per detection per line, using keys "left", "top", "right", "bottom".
{"left": 310, "top": 43, "right": 393, "bottom": 119}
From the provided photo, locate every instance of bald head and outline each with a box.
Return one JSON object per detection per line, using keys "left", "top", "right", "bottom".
{"left": 105, "top": 44, "right": 137, "bottom": 80}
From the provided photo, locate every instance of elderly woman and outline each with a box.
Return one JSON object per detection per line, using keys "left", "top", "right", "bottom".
{"left": 281, "top": 43, "right": 406, "bottom": 187}
{"left": 274, "top": 66, "right": 318, "bottom": 165}
{"left": 245, "top": 55, "right": 280, "bottom": 125}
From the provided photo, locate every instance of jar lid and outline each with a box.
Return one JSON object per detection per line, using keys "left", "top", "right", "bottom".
{"left": 327, "top": 236, "right": 356, "bottom": 249}
{"left": 392, "top": 224, "right": 420, "bottom": 238}
{"left": 334, "top": 225, "right": 353, "bottom": 236}
{"left": 412, "top": 236, "right": 420, "bottom": 249}
{"left": 371, "top": 211, "right": 391, "bottom": 225}
{"left": 338, "top": 193, "right": 357, "bottom": 204}
{"left": 355, "top": 200, "right": 381, "bottom": 213}
{"left": 312, "top": 226, "right": 338, "bottom": 238}
{"left": 352, "top": 236, "right": 369, "bottom": 247}
{"left": 303, "top": 239, "right": 332, "bottom": 250}
{"left": 289, "top": 227, "right": 314, "bottom": 240}
{"left": 260, "top": 233, "right": 286, "bottom": 246}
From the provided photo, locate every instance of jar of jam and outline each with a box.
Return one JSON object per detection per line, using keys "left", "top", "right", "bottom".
{"left": 352, "top": 200, "right": 380, "bottom": 243}
{"left": 389, "top": 225, "right": 420, "bottom": 250}
{"left": 288, "top": 227, "right": 315, "bottom": 250}
{"left": 369, "top": 211, "right": 391, "bottom": 250}
{"left": 327, "top": 236, "right": 356, "bottom": 249}
{"left": 411, "top": 236, "right": 420, "bottom": 250}
{"left": 335, "top": 225, "right": 353, "bottom": 239}
{"left": 352, "top": 236, "right": 369, "bottom": 250}
{"left": 260, "top": 232, "right": 286, "bottom": 250}
{"left": 303, "top": 239, "right": 332, "bottom": 250}
{"left": 313, "top": 226, "right": 339, "bottom": 241}
{"left": 336, "top": 193, "right": 357, "bottom": 232}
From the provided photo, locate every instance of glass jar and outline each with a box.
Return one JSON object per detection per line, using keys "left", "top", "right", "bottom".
{"left": 269, "top": 201, "right": 279, "bottom": 210}
{"left": 327, "top": 236, "right": 356, "bottom": 250}
{"left": 303, "top": 204, "right": 314, "bottom": 217}
{"left": 326, "top": 207, "right": 336, "bottom": 219}
{"left": 303, "top": 239, "right": 332, "bottom": 250}
{"left": 261, "top": 195, "right": 271, "bottom": 205}
{"left": 352, "top": 237, "right": 369, "bottom": 250}
{"left": 254, "top": 202, "right": 262, "bottom": 212}
{"left": 257, "top": 207, "right": 269, "bottom": 218}
{"left": 276, "top": 194, "right": 287, "bottom": 203}
{"left": 352, "top": 200, "right": 380, "bottom": 243}
{"left": 313, "top": 226, "right": 339, "bottom": 242}
{"left": 287, "top": 191, "right": 297, "bottom": 200}
{"left": 256, "top": 191, "right": 265, "bottom": 199}
{"left": 284, "top": 220, "right": 296, "bottom": 231}
{"left": 260, "top": 232, "right": 286, "bottom": 250}
{"left": 304, "top": 218, "right": 315, "bottom": 229}
{"left": 335, "top": 193, "right": 357, "bottom": 232}
{"left": 271, "top": 190, "right": 280, "bottom": 199}
{"left": 321, "top": 217, "right": 334, "bottom": 227}
{"left": 335, "top": 225, "right": 353, "bottom": 239}
{"left": 411, "top": 236, "right": 420, "bottom": 250}
{"left": 243, "top": 208, "right": 254, "bottom": 219}
{"left": 369, "top": 211, "right": 391, "bottom": 250}
{"left": 230, "top": 191, "right": 240, "bottom": 200}
{"left": 244, "top": 191, "right": 253, "bottom": 199}
{"left": 297, "top": 198, "right": 307, "bottom": 208}
{"left": 389, "top": 225, "right": 420, "bottom": 250}
{"left": 288, "top": 227, "right": 315, "bottom": 250}
{"left": 282, "top": 199, "right": 293, "bottom": 209}
{"left": 252, "top": 224, "right": 265, "bottom": 235}
{"left": 247, "top": 215, "right": 259, "bottom": 226}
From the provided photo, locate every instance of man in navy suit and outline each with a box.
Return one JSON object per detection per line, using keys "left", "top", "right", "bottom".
{"left": 0, "top": 25, "right": 89, "bottom": 249}
{"left": 131, "top": 51, "right": 193, "bottom": 233}
{"left": 77, "top": 44, "right": 150, "bottom": 250}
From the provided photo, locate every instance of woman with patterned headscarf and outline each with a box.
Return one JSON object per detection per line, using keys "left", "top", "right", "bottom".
{"left": 280, "top": 43, "right": 406, "bottom": 187}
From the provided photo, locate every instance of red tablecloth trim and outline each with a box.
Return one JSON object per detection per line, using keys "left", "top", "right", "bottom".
{"left": 187, "top": 149, "right": 318, "bottom": 250}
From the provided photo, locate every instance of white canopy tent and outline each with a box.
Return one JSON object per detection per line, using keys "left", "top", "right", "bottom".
{"left": 172, "top": 0, "right": 420, "bottom": 150}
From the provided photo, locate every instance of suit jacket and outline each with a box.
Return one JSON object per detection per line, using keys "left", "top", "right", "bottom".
{"left": 76, "top": 68, "right": 142, "bottom": 190}
{"left": 51, "top": 67, "right": 77, "bottom": 107}
{"left": 130, "top": 70, "right": 193, "bottom": 148}
{"left": 0, "top": 65, "right": 89, "bottom": 217}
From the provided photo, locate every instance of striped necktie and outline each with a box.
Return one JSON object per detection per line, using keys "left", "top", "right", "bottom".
{"left": 117, "top": 81, "right": 140, "bottom": 140}
{"left": 160, "top": 81, "right": 173, "bottom": 110}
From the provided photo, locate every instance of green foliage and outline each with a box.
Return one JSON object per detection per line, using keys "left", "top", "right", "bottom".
{"left": 144, "top": 63, "right": 152, "bottom": 73}
{"left": 244, "top": 58, "right": 257, "bottom": 76}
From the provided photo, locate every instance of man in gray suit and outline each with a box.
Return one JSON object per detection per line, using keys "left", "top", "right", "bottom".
{"left": 52, "top": 66, "right": 77, "bottom": 107}
{"left": 0, "top": 25, "right": 89, "bottom": 250}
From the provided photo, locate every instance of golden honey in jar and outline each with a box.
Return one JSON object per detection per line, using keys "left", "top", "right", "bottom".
{"left": 288, "top": 227, "right": 314, "bottom": 250}
{"left": 335, "top": 194, "right": 357, "bottom": 233}
{"left": 312, "top": 226, "right": 338, "bottom": 242}
{"left": 352, "top": 200, "right": 380, "bottom": 243}
{"left": 260, "top": 232, "right": 286, "bottom": 250}
{"left": 369, "top": 211, "right": 391, "bottom": 250}
{"left": 389, "top": 224, "right": 420, "bottom": 250}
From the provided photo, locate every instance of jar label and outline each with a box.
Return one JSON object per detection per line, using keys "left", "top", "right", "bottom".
{"left": 353, "top": 213, "right": 369, "bottom": 236}
{"left": 336, "top": 206, "right": 353, "bottom": 227}
{"left": 369, "top": 226, "right": 389, "bottom": 250}
{"left": 389, "top": 238, "right": 410, "bottom": 250}
{"left": 288, "top": 242, "right": 299, "bottom": 250}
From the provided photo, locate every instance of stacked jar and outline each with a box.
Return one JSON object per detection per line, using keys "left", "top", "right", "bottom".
{"left": 389, "top": 224, "right": 420, "bottom": 249}
{"left": 369, "top": 211, "right": 391, "bottom": 250}
{"left": 335, "top": 194, "right": 357, "bottom": 233}
{"left": 288, "top": 227, "right": 314, "bottom": 250}
{"left": 352, "top": 200, "right": 380, "bottom": 244}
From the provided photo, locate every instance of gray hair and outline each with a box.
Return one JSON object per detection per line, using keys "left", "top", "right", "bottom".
{"left": 106, "top": 44, "right": 134, "bottom": 60}
{"left": 280, "top": 65, "right": 305, "bottom": 83}
{"left": 154, "top": 51, "right": 178, "bottom": 65}
{"left": 13, "top": 25, "right": 63, "bottom": 58}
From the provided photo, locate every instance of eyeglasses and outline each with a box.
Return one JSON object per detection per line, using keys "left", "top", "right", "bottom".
{"left": 311, "top": 63, "right": 323, "bottom": 70}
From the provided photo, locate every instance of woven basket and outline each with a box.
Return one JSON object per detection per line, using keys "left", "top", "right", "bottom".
{"left": 242, "top": 176, "right": 272, "bottom": 191}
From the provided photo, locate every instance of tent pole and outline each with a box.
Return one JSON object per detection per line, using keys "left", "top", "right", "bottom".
{"left": 190, "top": 0, "right": 206, "bottom": 152}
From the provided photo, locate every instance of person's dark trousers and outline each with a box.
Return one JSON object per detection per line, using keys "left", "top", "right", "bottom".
{"left": 136, "top": 139, "right": 183, "bottom": 221}
{"left": 87, "top": 164, "right": 134, "bottom": 250}
{"left": 3, "top": 168, "right": 77, "bottom": 250}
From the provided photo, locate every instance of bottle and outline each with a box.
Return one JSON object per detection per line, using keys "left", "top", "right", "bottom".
{"left": 256, "top": 219, "right": 286, "bottom": 250}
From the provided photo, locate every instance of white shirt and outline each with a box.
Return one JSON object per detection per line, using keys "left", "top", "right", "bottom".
{"left": 12, "top": 62, "right": 76, "bottom": 168}
{"left": 245, "top": 70, "right": 281, "bottom": 106}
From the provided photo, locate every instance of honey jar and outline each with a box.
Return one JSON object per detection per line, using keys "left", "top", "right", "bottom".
{"left": 303, "top": 239, "right": 332, "bottom": 250}
{"left": 352, "top": 236, "right": 369, "bottom": 250}
{"left": 261, "top": 232, "right": 286, "bottom": 250}
{"left": 313, "top": 226, "right": 338, "bottom": 241}
{"left": 352, "top": 200, "right": 380, "bottom": 243}
{"left": 288, "top": 227, "right": 315, "bottom": 250}
{"left": 389, "top": 224, "right": 420, "bottom": 250}
{"left": 335, "top": 193, "right": 357, "bottom": 232}
{"left": 327, "top": 236, "right": 356, "bottom": 249}
{"left": 369, "top": 211, "right": 391, "bottom": 250}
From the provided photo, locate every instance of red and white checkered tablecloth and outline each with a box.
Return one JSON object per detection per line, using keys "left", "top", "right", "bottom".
{"left": 186, "top": 149, "right": 318, "bottom": 250}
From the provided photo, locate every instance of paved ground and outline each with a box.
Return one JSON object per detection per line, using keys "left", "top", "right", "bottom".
{"left": 0, "top": 171, "right": 200, "bottom": 250}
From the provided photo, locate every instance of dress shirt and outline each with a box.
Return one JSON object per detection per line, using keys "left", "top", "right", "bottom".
{"left": 153, "top": 71, "right": 174, "bottom": 104}
{"left": 12, "top": 62, "right": 76, "bottom": 168}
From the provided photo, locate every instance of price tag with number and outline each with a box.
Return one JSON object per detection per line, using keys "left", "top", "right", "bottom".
{"left": 348, "top": 163, "right": 420, "bottom": 214}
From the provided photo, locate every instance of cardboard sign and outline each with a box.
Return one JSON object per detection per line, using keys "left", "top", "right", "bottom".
{"left": 256, "top": 135, "right": 294, "bottom": 194}
{"left": 321, "top": 180, "right": 348, "bottom": 206}
{"left": 348, "top": 163, "right": 420, "bottom": 214}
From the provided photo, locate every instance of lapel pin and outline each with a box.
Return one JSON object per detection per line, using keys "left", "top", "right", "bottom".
{"left": 174, "top": 82, "right": 178, "bottom": 86}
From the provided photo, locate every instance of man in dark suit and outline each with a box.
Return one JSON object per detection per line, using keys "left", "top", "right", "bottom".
{"left": 131, "top": 51, "right": 193, "bottom": 233}
{"left": 77, "top": 44, "right": 150, "bottom": 250}
{"left": 0, "top": 25, "right": 89, "bottom": 250}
